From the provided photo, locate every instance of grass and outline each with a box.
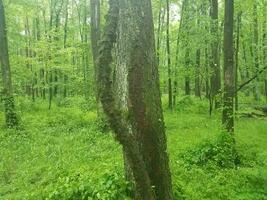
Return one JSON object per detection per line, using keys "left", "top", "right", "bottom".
{"left": 0, "top": 96, "right": 266, "bottom": 199}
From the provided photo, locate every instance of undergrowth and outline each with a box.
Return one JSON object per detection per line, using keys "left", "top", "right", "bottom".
{"left": 0, "top": 96, "right": 266, "bottom": 200}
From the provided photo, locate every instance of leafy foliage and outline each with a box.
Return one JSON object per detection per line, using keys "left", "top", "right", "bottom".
{"left": 45, "top": 172, "right": 132, "bottom": 200}
{"left": 180, "top": 133, "right": 240, "bottom": 169}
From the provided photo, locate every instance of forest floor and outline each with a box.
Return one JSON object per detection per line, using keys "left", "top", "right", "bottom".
{"left": 0, "top": 96, "right": 267, "bottom": 200}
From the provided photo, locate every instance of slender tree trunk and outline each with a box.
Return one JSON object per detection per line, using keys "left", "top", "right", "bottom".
{"left": 183, "top": 0, "right": 191, "bottom": 96}
{"left": 54, "top": 69, "right": 58, "bottom": 97}
{"left": 195, "top": 49, "right": 201, "bottom": 97}
{"left": 210, "top": 0, "right": 221, "bottom": 108}
{"left": 252, "top": 3, "right": 259, "bottom": 100}
{"left": 241, "top": 39, "right": 250, "bottom": 96}
{"left": 185, "top": 50, "right": 191, "bottom": 95}
{"left": 156, "top": 0, "right": 162, "bottom": 66}
{"left": 166, "top": 0, "right": 172, "bottom": 109}
{"left": 173, "top": 0, "right": 186, "bottom": 105}
{"left": 48, "top": 71, "right": 53, "bottom": 110}
{"left": 234, "top": 12, "right": 241, "bottom": 111}
{"left": 195, "top": 6, "right": 201, "bottom": 98}
{"left": 40, "top": 69, "right": 46, "bottom": 99}
{"left": 63, "top": 0, "right": 69, "bottom": 98}
{"left": 263, "top": 1, "right": 267, "bottom": 103}
{"left": 25, "top": 16, "right": 32, "bottom": 97}
{"left": 90, "top": 0, "right": 100, "bottom": 97}
{"left": 205, "top": 48, "right": 210, "bottom": 98}
{"left": 0, "top": 0, "right": 19, "bottom": 127}
{"left": 222, "top": 0, "right": 234, "bottom": 133}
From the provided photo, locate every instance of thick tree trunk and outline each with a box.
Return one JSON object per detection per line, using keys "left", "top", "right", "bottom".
{"left": 222, "top": 0, "right": 234, "bottom": 133}
{"left": 97, "top": 1, "right": 154, "bottom": 198}
{"left": 0, "top": 0, "right": 18, "bottom": 127}
{"left": 97, "top": 0, "right": 173, "bottom": 199}
{"left": 113, "top": 0, "right": 133, "bottom": 185}
{"left": 126, "top": 1, "right": 173, "bottom": 198}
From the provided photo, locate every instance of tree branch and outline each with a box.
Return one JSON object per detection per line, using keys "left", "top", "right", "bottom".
{"left": 236, "top": 66, "right": 267, "bottom": 93}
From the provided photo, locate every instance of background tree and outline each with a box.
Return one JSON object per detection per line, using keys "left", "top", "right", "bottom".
{"left": 0, "top": 0, "right": 18, "bottom": 127}
{"left": 210, "top": 0, "right": 221, "bottom": 109}
{"left": 222, "top": 0, "right": 235, "bottom": 133}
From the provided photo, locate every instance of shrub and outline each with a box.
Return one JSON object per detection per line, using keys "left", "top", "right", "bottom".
{"left": 180, "top": 133, "right": 241, "bottom": 169}
{"left": 45, "top": 172, "right": 132, "bottom": 200}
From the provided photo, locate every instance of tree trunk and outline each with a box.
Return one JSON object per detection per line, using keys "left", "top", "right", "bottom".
{"left": 195, "top": 5, "right": 201, "bottom": 98}
{"left": 90, "top": 0, "right": 100, "bottom": 99}
{"left": 195, "top": 49, "right": 201, "bottom": 97}
{"left": 205, "top": 48, "right": 210, "bottom": 99}
{"left": 210, "top": 0, "right": 221, "bottom": 108}
{"left": 241, "top": 39, "right": 250, "bottom": 96}
{"left": 263, "top": 1, "right": 267, "bottom": 103}
{"left": 63, "top": 0, "right": 69, "bottom": 98}
{"left": 252, "top": 3, "right": 259, "bottom": 101}
{"left": 173, "top": 0, "right": 186, "bottom": 105}
{"left": 97, "top": 0, "right": 173, "bottom": 199}
{"left": 185, "top": 50, "right": 191, "bottom": 95}
{"left": 156, "top": 0, "right": 162, "bottom": 66}
{"left": 234, "top": 12, "right": 241, "bottom": 111}
{"left": 97, "top": 1, "right": 155, "bottom": 198}
{"left": 0, "top": 0, "right": 18, "bottom": 127}
{"left": 48, "top": 71, "right": 53, "bottom": 110}
{"left": 222, "top": 0, "right": 234, "bottom": 133}
{"left": 166, "top": 0, "right": 172, "bottom": 109}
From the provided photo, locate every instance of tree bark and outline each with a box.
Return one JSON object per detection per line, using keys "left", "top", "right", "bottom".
{"left": 173, "top": 0, "right": 186, "bottom": 105}
{"left": 263, "top": 1, "right": 267, "bottom": 103}
{"left": 97, "top": 1, "right": 155, "bottom": 198}
{"left": 195, "top": 49, "right": 201, "bottom": 97}
{"left": 234, "top": 12, "right": 242, "bottom": 111}
{"left": 210, "top": 0, "right": 221, "bottom": 108}
{"left": 185, "top": 50, "right": 191, "bottom": 95}
{"left": 222, "top": 0, "right": 234, "bottom": 133}
{"left": 166, "top": 0, "right": 173, "bottom": 109}
{"left": 195, "top": 5, "right": 201, "bottom": 98}
{"left": 0, "top": 0, "right": 19, "bottom": 127}
{"left": 97, "top": 0, "right": 173, "bottom": 199}
{"left": 90, "top": 0, "right": 101, "bottom": 100}
{"left": 252, "top": 3, "right": 259, "bottom": 100}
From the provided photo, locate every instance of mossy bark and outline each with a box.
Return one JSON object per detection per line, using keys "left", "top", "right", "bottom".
{"left": 97, "top": 0, "right": 173, "bottom": 199}
{"left": 97, "top": 0, "right": 155, "bottom": 199}
{"left": 0, "top": 0, "right": 18, "bottom": 128}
